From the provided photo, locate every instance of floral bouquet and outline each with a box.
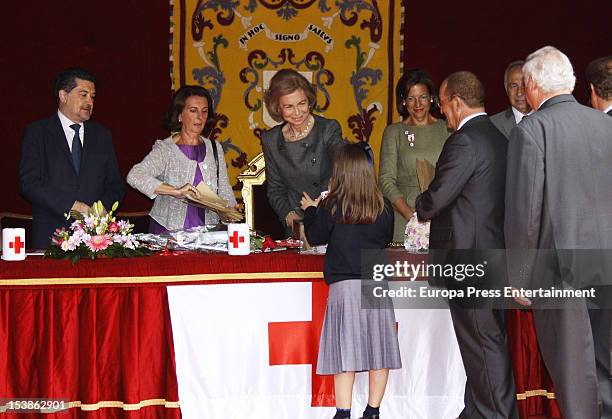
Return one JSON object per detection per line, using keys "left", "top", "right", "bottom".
{"left": 404, "top": 212, "right": 430, "bottom": 253}
{"left": 45, "top": 201, "right": 151, "bottom": 263}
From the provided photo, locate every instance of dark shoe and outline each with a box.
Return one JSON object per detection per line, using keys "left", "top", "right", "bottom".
{"left": 359, "top": 415, "right": 380, "bottom": 419}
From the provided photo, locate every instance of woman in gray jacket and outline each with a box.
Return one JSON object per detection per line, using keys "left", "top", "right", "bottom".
{"left": 127, "top": 85, "right": 236, "bottom": 233}
{"left": 262, "top": 69, "right": 345, "bottom": 236}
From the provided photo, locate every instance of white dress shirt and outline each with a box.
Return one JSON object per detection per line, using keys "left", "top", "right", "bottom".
{"left": 457, "top": 112, "right": 487, "bottom": 130}
{"left": 511, "top": 107, "right": 530, "bottom": 124}
{"left": 57, "top": 110, "right": 84, "bottom": 151}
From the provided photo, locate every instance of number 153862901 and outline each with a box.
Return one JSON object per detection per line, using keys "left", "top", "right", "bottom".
{"left": 0, "top": 398, "right": 69, "bottom": 413}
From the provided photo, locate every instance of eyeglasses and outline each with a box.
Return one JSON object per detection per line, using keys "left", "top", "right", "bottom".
{"left": 405, "top": 94, "right": 432, "bottom": 104}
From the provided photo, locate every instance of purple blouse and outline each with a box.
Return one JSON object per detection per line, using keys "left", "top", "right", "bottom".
{"left": 149, "top": 143, "right": 208, "bottom": 234}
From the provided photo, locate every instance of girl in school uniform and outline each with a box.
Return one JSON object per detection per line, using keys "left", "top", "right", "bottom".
{"left": 301, "top": 142, "right": 401, "bottom": 419}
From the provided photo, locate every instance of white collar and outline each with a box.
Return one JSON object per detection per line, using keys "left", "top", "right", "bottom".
{"left": 57, "top": 110, "right": 84, "bottom": 147}
{"left": 603, "top": 104, "right": 612, "bottom": 114}
{"left": 57, "top": 110, "right": 81, "bottom": 129}
{"left": 457, "top": 112, "right": 487, "bottom": 130}
{"left": 511, "top": 107, "right": 530, "bottom": 124}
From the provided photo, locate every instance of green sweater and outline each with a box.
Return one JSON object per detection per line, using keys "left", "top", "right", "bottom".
{"left": 378, "top": 119, "right": 449, "bottom": 241}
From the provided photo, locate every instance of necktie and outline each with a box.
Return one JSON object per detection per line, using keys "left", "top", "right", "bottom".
{"left": 70, "top": 123, "right": 82, "bottom": 173}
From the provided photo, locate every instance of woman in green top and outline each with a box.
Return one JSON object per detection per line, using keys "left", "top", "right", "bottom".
{"left": 379, "top": 69, "right": 450, "bottom": 241}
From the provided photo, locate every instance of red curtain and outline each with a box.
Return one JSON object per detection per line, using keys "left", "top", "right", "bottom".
{"left": 1, "top": 253, "right": 565, "bottom": 418}
{"left": 507, "top": 309, "right": 562, "bottom": 419}
{"left": 0, "top": 287, "right": 180, "bottom": 418}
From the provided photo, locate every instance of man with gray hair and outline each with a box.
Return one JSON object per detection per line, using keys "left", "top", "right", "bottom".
{"left": 586, "top": 55, "right": 612, "bottom": 115}
{"left": 490, "top": 60, "right": 532, "bottom": 139}
{"left": 505, "top": 46, "right": 612, "bottom": 418}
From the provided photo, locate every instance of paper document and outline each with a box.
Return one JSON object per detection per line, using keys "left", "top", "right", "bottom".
{"left": 185, "top": 182, "right": 243, "bottom": 222}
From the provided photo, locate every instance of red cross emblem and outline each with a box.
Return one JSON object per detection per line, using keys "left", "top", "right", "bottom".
{"left": 9, "top": 236, "right": 25, "bottom": 254}
{"left": 268, "top": 281, "right": 335, "bottom": 407}
{"left": 229, "top": 231, "right": 245, "bottom": 248}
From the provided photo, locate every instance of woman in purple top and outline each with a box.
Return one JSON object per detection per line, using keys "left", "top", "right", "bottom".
{"left": 127, "top": 86, "right": 236, "bottom": 233}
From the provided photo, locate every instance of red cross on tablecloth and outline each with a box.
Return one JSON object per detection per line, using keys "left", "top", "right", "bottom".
{"left": 268, "top": 281, "right": 335, "bottom": 407}
{"left": 9, "top": 236, "right": 25, "bottom": 254}
{"left": 229, "top": 231, "right": 245, "bottom": 248}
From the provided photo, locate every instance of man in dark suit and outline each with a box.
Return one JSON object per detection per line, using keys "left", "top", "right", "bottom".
{"left": 586, "top": 54, "right": 612, "bottom": 419}
{"left": 586, "top": 55, "right": 612, "bottom": 116}
{"left": 19, "top": 68, "right": 125, "bottom": 249}
{"left": 416, "top": 71, "right": 518, "bottom": 419}
{"left": 490, "top": 60, "right": 532, "bottom": 139}
{"left": 505, "top": 46, "right": 612, "bottom": 419}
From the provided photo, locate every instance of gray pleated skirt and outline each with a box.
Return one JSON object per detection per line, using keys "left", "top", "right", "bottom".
{"left": 316, "top": 280, "right": 402, "bottom": 375}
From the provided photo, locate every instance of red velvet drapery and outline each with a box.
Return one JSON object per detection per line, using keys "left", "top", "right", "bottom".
{"left": 1, "top": 252, "right": 562, "bottom": 418}
{"left": 0, "top": 286, "right": 180, "bottom": 418}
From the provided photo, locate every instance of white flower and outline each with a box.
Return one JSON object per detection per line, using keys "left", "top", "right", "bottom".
{"left": 117, "top": 220, "right": 132, "bottom": 234}
{"left": 73, "top": 229, "right": 89, "bottom": 242}
{"left": 83, "top": 216, "right": 95, "bottom": 231}
{"left": 404, "top": 212, "right": 430, "bottom": 252}
{"left": 65, "top": 235, "right": 80, "bottom": 251}
{"left": 70, "top": 220, "right": 84, "bottom": 231}
{"left": 61, "top": 240, "right": 70, "bottom": 251}
{"left": 113, "top": 233, "right": 137, "bottom": 250}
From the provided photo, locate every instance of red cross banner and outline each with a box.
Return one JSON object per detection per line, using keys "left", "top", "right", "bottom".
{"left": 167, "top": 281, "right": 465, "bottom": 418}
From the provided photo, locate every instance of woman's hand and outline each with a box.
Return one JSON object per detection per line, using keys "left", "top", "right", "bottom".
{"left": 392, "top": 197, "right": 413, "bottom": 221}
{"left": 172, "top": 183, "right": 200, "bottom": 198}
{"left": 300, "top": 192, "right": 321, "bottom": 210}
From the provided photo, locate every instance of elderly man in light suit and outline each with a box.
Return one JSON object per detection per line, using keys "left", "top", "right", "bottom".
{"left": 490, "top": 60, "right": 532, "bottom": 139}
{"left": 505, "top": 46, "right": 612, "bottom": 419}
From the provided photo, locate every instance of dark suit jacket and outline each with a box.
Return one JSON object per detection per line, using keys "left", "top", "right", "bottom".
{"left": 416, "top": 114, "right": 507, "bottom": 295}
{"left": 505, "top": 95, "right": 612, "bottom": 289}
{"left": 19, "top": 114, "right": 126, "bottom": 249}
{"left": 490, "top": 107, "right": 516, "bottom": 139}
{"left": 416, "top": 115, "right": 507, "bottom": 250}
{"left": 261, "top": 115, "right": 345, "bottom": 225}
{"left": 607, "top": 108, "right": 612, "bottom": 116}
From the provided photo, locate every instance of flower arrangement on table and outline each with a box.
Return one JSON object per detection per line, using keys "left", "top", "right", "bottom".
{"left": 45, "top": 201, "right": 151, "bottom": 263}
{"left": 404, "top": 212, "right": 430, "bottom": 253}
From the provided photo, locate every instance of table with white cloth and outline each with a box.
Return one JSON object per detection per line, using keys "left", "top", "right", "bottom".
{"left": 1, "top": 251, "right": 554, "bottom": 418}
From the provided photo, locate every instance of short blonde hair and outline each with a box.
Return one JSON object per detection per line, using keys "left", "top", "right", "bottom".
{"left": 264, "top": 69, "right": 316, "bottom": 122}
